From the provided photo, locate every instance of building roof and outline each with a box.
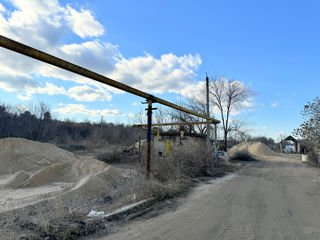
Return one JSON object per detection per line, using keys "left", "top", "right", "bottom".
{"left": 284, "top": 135, "right": 298, "bottom": 142}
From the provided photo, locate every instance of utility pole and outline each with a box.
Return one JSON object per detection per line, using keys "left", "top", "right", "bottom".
{"left": 206, "top": 73, "right": 210, "bottom": 151}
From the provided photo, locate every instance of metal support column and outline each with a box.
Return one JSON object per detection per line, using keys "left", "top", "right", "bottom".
{"left": 146, "top": 100, "right": 156, "bottom": 179}
{"left": 214, "top": 123, "right": 218, "bottom": 151}
{"left": 138, "top": 127, "right": 141, "bottom": 163}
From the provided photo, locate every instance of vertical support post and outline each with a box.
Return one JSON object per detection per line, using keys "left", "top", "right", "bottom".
{"left": 146, "top": 100, "right": 153, "bottom": 179}
{"left": 138, "top": 127, "right": 141, "bottom": 163}
{"left": 206, "top": 74, "right": 210, "bottom": 151}
{"left": 214, "top": 123, "right": 217, "bottom": 151}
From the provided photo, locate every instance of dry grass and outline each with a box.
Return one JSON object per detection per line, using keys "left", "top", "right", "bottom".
{"left": 152, "top": 145, "right": 224, "bottom": 182}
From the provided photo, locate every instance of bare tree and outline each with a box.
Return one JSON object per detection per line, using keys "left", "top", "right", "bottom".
{"left": 209, "top": 77, "right": 250, "bottom": 150}
{"left": 228, "top": 116, "right": 249, "bottom": 143}
{"left": 35, "top": 102, "right": 51, "bottom": 141}
{"left": 168, "top": 98, "right": 209, "bottom": 134}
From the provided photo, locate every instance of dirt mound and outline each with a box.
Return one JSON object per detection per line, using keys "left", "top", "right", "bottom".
{"left": 0, "top": 138, "right": 126, "bottom": 210}
{"left": 59, "top": 167, "right": 124, "bottom": 202}
{"left": 24, "top": 157, "right": 108, "bottom": 188}
{"left": 3, "top": 170, "right": 30, "bottom": 189}
{"left": 0, "top": 138, "right": 111, "bottom": 187}
{"left": 229, "top": 141, "right": 278, "bottom": 160}
{"left": 0, "top": 138, "right": 78, "bottom": 175}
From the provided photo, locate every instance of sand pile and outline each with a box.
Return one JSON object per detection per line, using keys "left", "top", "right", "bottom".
{"left": 23, "top": 156, "right": 109, "bottom": 188}
{"left": 228, "top": 141, "right": 278, "bottom": 160}
{"left": 0, "top": 138, "right": 78, "bottom": 175}
{"left": 0, "top": 138, "right": 125, "bottom": 209}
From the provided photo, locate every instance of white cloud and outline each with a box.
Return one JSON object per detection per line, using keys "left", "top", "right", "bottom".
{"left": 100, "top": 109, "right": 120, "bottom": 116}
{"left": 271, "top": 102, "right": 278, "bottom": 107}
{"left": 36, "top": 82, "right": 67, "bottom": 95}
{"left": 211, "top": 105, "right": 221, "bottom": 115}
{"left": 127, "top": 112, "right": 136, "bottom": 118}
{"left": 17, "top": 94, "right": 31, "bottom": 100}
{"left": 240, "top": 100, "right": 254, "bottom": 108}
{"left": 12, "top": 81, "right": 113, "bottom": 103}
{"left": 246, "top": 126, "right": 258, "bottom": 132}
{"left": 230, "top": 110, "right": 241, "bottom": 116}
{"left": 132, "top": 102, "right": 138, "bottom": 106}
{"left": 0, "top": 72, "right": 38, "bottom": 92}
{"left": 0, "top": 0, "right": 112, "bottom": 96}
{"left": 110, "top": 53, "right": 202, "bottom": 94}
{"left": 53, "top": 104, "right": 120, "bottom": 117}
{"left": 262, "top": 126, "right": 268, "bottom": 129}
{"left": 181, "top": 81, "right": 205, "bottom": 101}
{"left": 65, "top": 6, "right": 104, "bottom": 38}
{"left": 59, "top": 40, "right": 120, "bottom": 74}
{"left": 0, "top": 0, "right": 204, "bottom": 104}
{"left": 0, "top": 0, "right": 65, "bottom": 47}
{"left": 17, "top": 82, "right": 67, "bottom": 99}
{"left": 67, "top": 85, "right": 112, "bottom": 102}
{"left": 181, "top": 78, "right": 254, "bottom": 117}
{"left": 0, "top": 0, "right": 103, "bottom": 45}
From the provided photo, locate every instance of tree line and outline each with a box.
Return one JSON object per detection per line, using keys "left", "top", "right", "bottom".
{"left": 0, "top": 102, "right": 138, "bottom": 148}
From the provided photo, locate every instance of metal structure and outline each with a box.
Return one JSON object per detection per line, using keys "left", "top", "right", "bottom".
{"left": 132, "top": 121, "right": 215, "bottom": 128}
{"left": 133, "top": 121, "right": 218, "bottom": 156}
{"left": 0, "top": 35, "right": 220, "bottom": 178}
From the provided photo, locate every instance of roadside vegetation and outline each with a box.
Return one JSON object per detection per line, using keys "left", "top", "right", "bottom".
{"left": 294, "top": 96, "right": 320, "bottom": 164}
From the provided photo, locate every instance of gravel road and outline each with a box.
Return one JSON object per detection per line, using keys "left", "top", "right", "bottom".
{"left": 96, "top": 154, "right": 320, "bottom": 240}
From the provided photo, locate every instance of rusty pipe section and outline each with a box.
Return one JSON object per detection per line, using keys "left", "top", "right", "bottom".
{"left": 0, "top": 35, "right": 220, "bottom": 123}
{"left": 132, "top": 121, "right": 212, "bottom": 128}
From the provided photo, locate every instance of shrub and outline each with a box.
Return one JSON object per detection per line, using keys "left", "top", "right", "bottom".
{"left": 152, "top": 146, "right": 224, "bottom": 182}
{"left": 96, "top": 151, "right": 121, "bottom": 164}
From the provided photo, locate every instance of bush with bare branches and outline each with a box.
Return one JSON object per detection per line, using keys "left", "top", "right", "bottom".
{"left": 152, "top": 146, "right": 224, "bottom": 183}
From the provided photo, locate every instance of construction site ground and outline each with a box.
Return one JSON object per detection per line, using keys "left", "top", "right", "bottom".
{"left": 1, "top": 139, "right": 320, "bottom": 239}
{"left": 91, "top": 153, "right": 320, "bottom": 240}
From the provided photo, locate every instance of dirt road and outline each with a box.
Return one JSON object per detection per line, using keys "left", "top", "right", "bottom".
{"left": 96, "top": 154, "right": 320, "bottom": 240}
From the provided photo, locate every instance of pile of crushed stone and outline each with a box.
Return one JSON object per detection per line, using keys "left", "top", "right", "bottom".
{"left": 0, "top": 138, "right": 125, "bottom": 209}
{"left": 228, "top": 141, "right": 278, "bottom": 160}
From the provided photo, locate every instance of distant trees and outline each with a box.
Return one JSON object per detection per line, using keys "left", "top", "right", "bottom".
{"left": 0, "top": 102, "right": 138, "bottom": 147}
{"left": 294, "top": 96, "right": 320, "bottom": 163}
{"left": 17, "top": 103, "right": 52, "bottom": 141}
{"left": 0, "top": 104, "right": 13, "bottom": 137}
{"left": 247, "top": 136, "right": 275, "bottom": 146}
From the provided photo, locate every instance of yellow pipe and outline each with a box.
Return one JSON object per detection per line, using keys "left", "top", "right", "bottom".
{"left": 0, "top": 35, "right": 220, "bottom": 124}
{"left": 132, "top": 121, "right": 214, "bottom": 128}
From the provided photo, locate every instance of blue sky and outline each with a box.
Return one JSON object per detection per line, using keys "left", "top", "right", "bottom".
{"left": 0, "top": 0, "right": 319, "bottom": 141}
